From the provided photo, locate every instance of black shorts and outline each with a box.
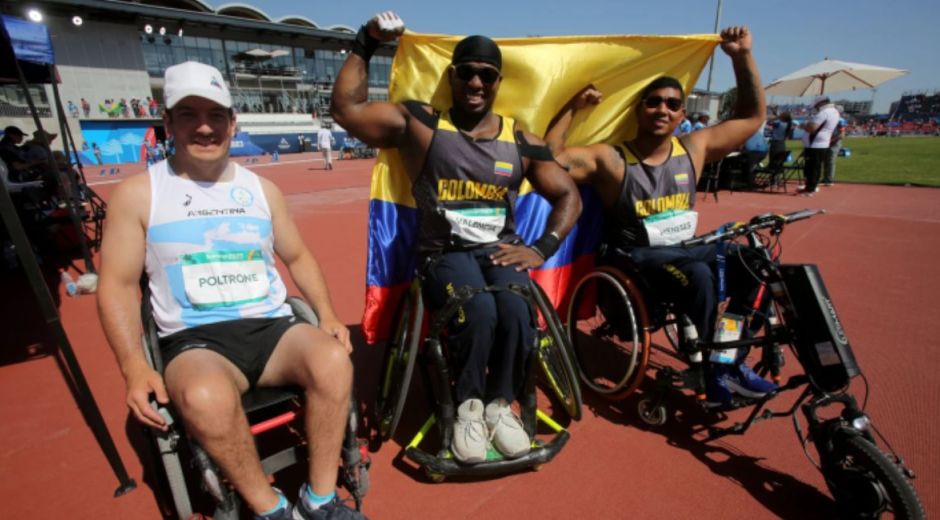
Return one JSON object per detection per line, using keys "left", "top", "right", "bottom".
{"left": 158, "top": 316, "right": 299, "bottom": 387}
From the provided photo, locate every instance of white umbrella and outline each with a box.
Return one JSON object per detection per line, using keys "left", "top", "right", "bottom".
{"left": 244, "top": 48, "right": 271, "bottom": 58}
{"left": 765, "top": 59, "right": 908, "bottom": 97}
{"left": 269, "top": 49, "right": 290, "bottom": 58}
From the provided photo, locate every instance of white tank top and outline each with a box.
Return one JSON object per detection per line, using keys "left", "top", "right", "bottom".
{"left": 145, "top": 160, "right": 291, "bottom": 337}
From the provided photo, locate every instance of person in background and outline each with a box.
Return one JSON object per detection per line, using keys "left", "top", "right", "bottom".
{"left": 821, "top": 105, "right": 846, "bottom": 187}
{"left": 799, "top": 95, "right": 840, "bottom": 195}
{"left": 693, "top": 113, "right": 710, "bottom": 131}
{"left": 767, "top": 111, "right": 793, "bottom": 184}
{"left": 316, "top": 124, "right": 334, "bottom": 170}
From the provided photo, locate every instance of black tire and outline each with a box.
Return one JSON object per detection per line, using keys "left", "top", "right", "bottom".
{"left": 530, "top": 281, "right": 582, "bottom": 421}
{"left": 374, "top": 287, "right": 421, "bottom": 442}
{"left": 823, "top": 433, "right": 925, "bottom": 519}
{"left": 566, "top": 268, "right": 651, "bottom": 399}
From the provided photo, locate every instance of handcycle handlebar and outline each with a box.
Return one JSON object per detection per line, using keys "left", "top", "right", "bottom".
{"left": 681, "top": 209, "right": 825, "bottom": 248}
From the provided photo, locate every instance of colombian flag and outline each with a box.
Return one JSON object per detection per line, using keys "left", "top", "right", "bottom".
{"left": 363, "top": 31, "right": 720, "bottom": 343}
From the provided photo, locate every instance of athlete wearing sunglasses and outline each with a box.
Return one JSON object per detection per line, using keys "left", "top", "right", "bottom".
{"left": 546, "top": 26, "right": 775, "bottom": 409}
{"left": 332, "top": 11, "right": 580, "bottom": 464}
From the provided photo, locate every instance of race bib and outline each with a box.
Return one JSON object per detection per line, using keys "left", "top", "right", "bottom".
{"left": 709, "top": 313, "right": 743, "bottom": 364}
{"left": 643, "top": 209, "right": 698, "bottom": 246}
{"left": 442, "top": 206, "right": 506, "bottom": 245}
{"left": 181, "top": 250, "right": 270, "bottom": 309}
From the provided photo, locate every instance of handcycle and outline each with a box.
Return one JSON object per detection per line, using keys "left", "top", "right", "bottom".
{"left": 372, "top": 274, "right": 582, "bottom": 482}
{"left": 140, "top": 293, "right": 370, "bottom": 519}
{"left": 566, "top": 209, "right": 925, "bottom": 519}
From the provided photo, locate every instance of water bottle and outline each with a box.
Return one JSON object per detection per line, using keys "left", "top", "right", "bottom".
{"left": 61, "top": 270, "right": 78, "bottom": 297}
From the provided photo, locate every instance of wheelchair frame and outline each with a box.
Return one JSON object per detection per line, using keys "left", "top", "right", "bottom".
{"left": 373, "top": 277, "right": 581, "bottom": 482}
{"left": 140, "top": 295, "right": 369, "bottom": 519}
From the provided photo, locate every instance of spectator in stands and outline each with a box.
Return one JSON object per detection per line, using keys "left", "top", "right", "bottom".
{"left": 693, "top": 114, "right": 710, "bottom": 131}
{"left": 822, "top": 106, "right": 846, "bottom": 187}
{"left": 799, "top": 95, "right": 840, "bottom": 195}
{"left": 148, "top": 96, "right": 158, "bottom": 117}
{"left": 120, "top": 99, "right": 130, "bottom": 117}
{"left": 768, "top": 111, "right": 793, "bottom": 182}
{"left": 81, "top": 98, "right": 91, "bottom": 117}
{"left": 67, "top": 100, "right": 80, "bottom": 118}
{"left": 131, "top": 99, "right": 141, "bottom": 118}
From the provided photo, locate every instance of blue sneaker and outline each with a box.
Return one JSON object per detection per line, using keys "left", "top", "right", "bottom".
{"left": 704, "top": 363, "right": 774, "bottom": 409}
{"left": 294, "top": 489, "right": 367, "bottom": 520}
{"left": 736, "top": 362, "right": 778, "bottom": 394}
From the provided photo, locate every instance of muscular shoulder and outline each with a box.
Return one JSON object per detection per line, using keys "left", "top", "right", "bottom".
{"left": 109, "top": 173, "right": 151, "bottom": 225}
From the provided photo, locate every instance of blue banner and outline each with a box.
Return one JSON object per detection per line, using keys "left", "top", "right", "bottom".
{"left": 79, "top": 121, "right": 151, "bottom": 165}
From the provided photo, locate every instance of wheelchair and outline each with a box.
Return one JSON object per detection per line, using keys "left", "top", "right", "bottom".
{"left": 372, "top": 275, "right": 582, "bottom": 482}
{"left": 566, "top": 212, "right": 925, "bottom": 518}
{"left": 140, "top": 293, "right": 370, "bottom": 519}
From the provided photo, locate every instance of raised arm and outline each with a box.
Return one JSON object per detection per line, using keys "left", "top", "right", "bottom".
{"left": 330, "top": 12, "right": 410, "bottom": 148}
{"left": 97, "top": 174, "right": 169, "bottom": 431}
{"left": 544, "top": 86, "right": 610, "bottom": 184}
{"left": 262, "top": 178, "right": 351, "bottom": 351}
{"left": 683, "top": 26, "right": 766, "bottom": 167}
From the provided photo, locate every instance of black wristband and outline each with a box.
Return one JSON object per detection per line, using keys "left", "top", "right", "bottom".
{"left": 351, "top": 24, "right": 380, "bottom": 62}
{"left": 530, "top": 231, "right": 561, "bottom": 260}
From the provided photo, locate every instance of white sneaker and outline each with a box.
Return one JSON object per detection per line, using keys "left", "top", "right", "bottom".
{"left": 485, "top": 399, "right": 531, "bottom": 459}
{"left": 452, "top": 399, "right": 488, "bottom": 464}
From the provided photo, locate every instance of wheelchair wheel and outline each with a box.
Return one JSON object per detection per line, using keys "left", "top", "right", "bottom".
{"left": 530, "top": 281, "right": 582, "bottom": 421}
{"left": 566, "top": 267, "right": 651, "bottom": 400}
{"left": 374, "top": 285, "right": 422, "bottom": 442}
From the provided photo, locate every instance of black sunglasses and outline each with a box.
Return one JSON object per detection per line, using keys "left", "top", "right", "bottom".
{"left": 643, "top": 95, "right": 684, "bottom": 111}
{"left": 454, "top": 64, "right": 500, "bottom": 84}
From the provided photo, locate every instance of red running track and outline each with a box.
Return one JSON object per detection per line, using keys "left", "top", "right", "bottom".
{"left": 0, "top": 154, "right": 936, "bottom": 519}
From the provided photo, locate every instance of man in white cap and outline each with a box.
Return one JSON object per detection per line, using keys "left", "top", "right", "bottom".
{"left": 799, "top": 94, "right": 840, "bottom": 195}
{"left": 97, "top": 61, "right": 365, "bottom": 520}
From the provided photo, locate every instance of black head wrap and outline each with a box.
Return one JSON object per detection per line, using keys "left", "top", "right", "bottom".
{"left": 451, "top": 35, "right": 502, "bottom": 70}
{"left": 639, "top": 76, "right": 685, "bottom": 100}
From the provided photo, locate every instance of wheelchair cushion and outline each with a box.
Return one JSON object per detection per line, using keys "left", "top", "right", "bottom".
{"left": 241, "top": 386, "right": 301, "bottom": 415}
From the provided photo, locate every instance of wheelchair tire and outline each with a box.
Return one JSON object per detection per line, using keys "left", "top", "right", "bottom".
{"left": 566, "top": 267, "right": 651, "bottom": 400}
{"left": 374, "top": 285, "right": 422, "bottom": 442}
{"left": 531, "top": 281, "right": 582, "bottom": 421}
{"left": 823, "top": 433, "right": 925, "bottom": 519}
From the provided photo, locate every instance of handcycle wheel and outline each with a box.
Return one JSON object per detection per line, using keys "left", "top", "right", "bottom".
{"left": 530, "top": 281, "right": 582, "bottom": 421}
{"left": 566, "top": 267, "right": 651, "bottom": 400}
{"left": 823, "top": 433, "right": 925, "bottom": 519}
{"left": 374, "top": 285, "right": 422, "bottom": 442}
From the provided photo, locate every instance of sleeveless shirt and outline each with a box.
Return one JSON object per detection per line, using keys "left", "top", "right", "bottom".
{"left": 411, "top": 110, "right": 525, "bottom": 254}
{"left": 604, "top": 136, "right": 697, "bottom": 249}
{"left": 145, "top": 161, "right": 291, "bottom": 337}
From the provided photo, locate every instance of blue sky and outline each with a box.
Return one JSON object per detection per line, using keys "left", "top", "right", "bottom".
{"left": 227, "top": 0, "right": 938, "bottom": 113}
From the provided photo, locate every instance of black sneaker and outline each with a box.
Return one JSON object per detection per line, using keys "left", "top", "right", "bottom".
{"left": 293, "top": 492, "right": 367, "bottom": 520}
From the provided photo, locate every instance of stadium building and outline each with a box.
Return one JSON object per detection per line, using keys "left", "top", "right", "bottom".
{"left": 0, "top": 0, "right": 394, "bottom": 164}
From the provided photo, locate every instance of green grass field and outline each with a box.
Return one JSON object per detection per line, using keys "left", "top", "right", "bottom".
{"left": 787, "top": 136, "right": 940, "bottom": 187}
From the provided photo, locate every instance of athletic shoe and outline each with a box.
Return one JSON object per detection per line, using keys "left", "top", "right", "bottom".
{"left": 821, "top": 182, "right": 833, "bottom": 187}
{"left": 254, "top": 489, "right": 292, "bottom": 520}
{"left": 736, "top": 362, "right": 778, "bottom": 394}
{"left": 452, "top": 398, "right": 488, "bottom": 463}
{"left": 485, "top": 398, "right": 531, "bottom": 459}
{"left": 704, "top": 364, "right": 773, "bottom": 409}
{"left": 293, "top": 491, "right": 367, "bottom": 520}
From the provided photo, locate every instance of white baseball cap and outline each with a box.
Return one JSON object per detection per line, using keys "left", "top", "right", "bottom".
{"left": 164, "top": 61, "right": 232, "bottom": 110}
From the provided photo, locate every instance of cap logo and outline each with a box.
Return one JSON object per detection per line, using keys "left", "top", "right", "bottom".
{"left": 210, "top": 77, "right": 223, "bottom": 90}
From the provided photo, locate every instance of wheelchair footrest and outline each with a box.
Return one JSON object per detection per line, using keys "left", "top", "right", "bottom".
{"left": 404, "top": 430, "right": 569, "bottom": 478}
